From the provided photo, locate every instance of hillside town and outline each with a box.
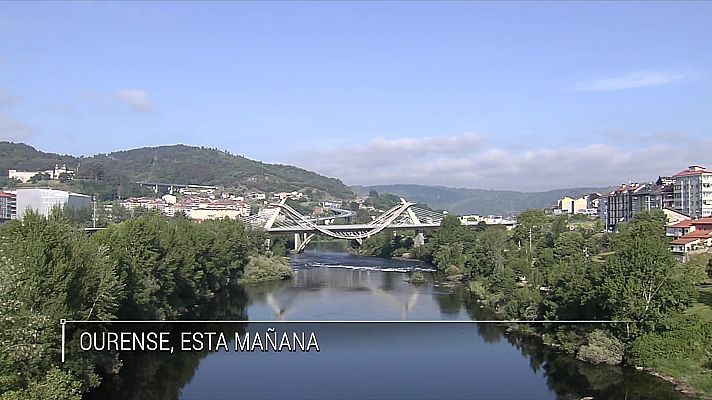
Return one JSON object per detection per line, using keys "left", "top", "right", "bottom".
{"left": 2, "top": 164, "right": 711, "bottom": 261}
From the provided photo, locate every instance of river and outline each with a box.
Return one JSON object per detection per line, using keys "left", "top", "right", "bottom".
{"left": 91, "top": 250, "right": 691, "bottom": 400}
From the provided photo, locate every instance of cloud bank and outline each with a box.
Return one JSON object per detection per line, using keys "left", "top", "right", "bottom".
{"left": 289, "top": 132, "right": 711, "bottom": 191}
{"left": 570, "top": 69, "right": 704, "bottom": 92}
{"left": 114, "top": 89, "right": 155, "bottom": 112}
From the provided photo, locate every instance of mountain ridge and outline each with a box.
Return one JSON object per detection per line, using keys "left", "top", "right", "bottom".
{"left": 0, "top": 141, "right": 354, "bottom": 199}
{"left": 353, "top": 183, "right": 611, "bottom": 215}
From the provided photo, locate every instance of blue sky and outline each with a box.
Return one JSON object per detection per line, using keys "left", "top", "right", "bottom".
{"left": 1, "top": 1, "right": 711, "bottom": 190}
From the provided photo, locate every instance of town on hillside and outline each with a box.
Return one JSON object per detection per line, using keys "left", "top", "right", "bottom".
{"left": 1, "top": 163, "right": 711, "bottom": 261}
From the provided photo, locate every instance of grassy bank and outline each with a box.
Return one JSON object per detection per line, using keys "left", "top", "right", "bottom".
{"left": 645, "top": 286, "right": 712, "bottom": 398}
{"left": 238, "top": 254, "right": 294, "bottom": 284}
{"left": 688, "top": 286, "right": 712, "bottom": 321}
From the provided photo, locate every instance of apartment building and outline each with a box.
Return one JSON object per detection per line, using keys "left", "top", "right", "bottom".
{"left": 673, "top": 165, "right": 712, "bottom": 218}
{"left": 603, "top": 182, "right": 668, "bottom": 231}
{"left": 120, "top": 196, "right": 251, "bottom": 221}
{"left": 657, "top": 176, "right": 676, "bottom": 209}
{"left": 0, "top": 191, "right": 16, "bottom": 222}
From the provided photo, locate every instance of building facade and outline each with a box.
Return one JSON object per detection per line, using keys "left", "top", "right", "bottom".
{"left": 603, "top": 182, "right": 668, "bottom": 231}
{"left": 8, "top": 164, "right": 75, "bottom": 183}
{"left": 557, "top": 196, "right": 588, "bottom": 214}
{"left": 15, "top": 188, "right": 92, "bottom": 219}
{"left": 673, "top": 165, "right": 712, "bottom": 218}
{"left": 0, "top": 191, "right": 16, "bottom": 222}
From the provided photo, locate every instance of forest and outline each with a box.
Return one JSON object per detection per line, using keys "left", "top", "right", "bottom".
{"left": 359, "top": 209, "right": 712, "bottom": 395}
{"left": 0, "top": 210, "right": 272, "bottom": 400}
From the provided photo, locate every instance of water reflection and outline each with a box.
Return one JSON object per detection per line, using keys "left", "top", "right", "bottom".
{"left": 368, "top": 284, "right": 421, "bottom": 320}
{"left": 90, "top": 251, "right": 690, "bottom": 400}
{"left": 87, "top": 286, "right": 249, "bottom": 400}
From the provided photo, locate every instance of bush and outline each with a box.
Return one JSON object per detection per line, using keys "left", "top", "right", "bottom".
{"left": 240, "top": 255, "right": 294, "bottom": 284}
{"left": 628, "top": 315, "right": 712, "bottom": 367}
{"left": 468, "top": 280, "right": 488, "bottom": 300}
{"left": 408, "top": 271, "right": 426, "bottom": 284}
{"left": 577, "top": 329, "right": 624, "bottom": 365}
{"left": 443, "top": 265, "right": 465, "bottom": 282}
{"left": 392, "top": 247, "right": 408, "bottom": 257}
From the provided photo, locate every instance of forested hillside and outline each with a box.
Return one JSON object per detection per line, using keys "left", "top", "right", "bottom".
{"left": 0, "top": 142, "right": 353, "bottom": 200}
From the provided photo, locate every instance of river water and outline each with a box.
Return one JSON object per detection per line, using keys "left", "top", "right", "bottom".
{"left": 92, "top": 250, "right": 690, "bottom": 400}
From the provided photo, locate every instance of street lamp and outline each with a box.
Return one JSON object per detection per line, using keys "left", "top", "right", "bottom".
{"left": 529, "top": 225, "right": 539, "bottom": 268}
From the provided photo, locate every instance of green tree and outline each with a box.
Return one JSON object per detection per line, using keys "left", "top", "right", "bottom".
{"left": 354, "top": 208, "right": 372, "bottom": 224}
{"left": 0, "top": 210, "right": 120, "bottom": 398}
{"left": 599, "top": 215, "right": 699, "bottom": 336}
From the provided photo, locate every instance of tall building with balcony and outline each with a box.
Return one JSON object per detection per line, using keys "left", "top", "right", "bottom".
{"left": 0, "top": 191, "right": 16, "bottom": 222}
{"left": 603, "top": 182, "right": 666, "bottom": 231}
{"left": 673, "top": 165, "right": 712, "bottom": 218}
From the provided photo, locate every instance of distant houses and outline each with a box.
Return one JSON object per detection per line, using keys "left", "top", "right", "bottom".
{"left": 553, "top": 193, "right": 600, "bottom": 216}
{"left": 667, "top": 217, "right": 712, "bottom": 262}
{"left": 459, "top": 214, "right": 516, "bottom": 229}
{"left": 120, "top": 195, "right": 251, "bottom": 222}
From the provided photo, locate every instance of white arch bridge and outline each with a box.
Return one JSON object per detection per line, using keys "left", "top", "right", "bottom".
{"left": 242, "top": 199, "right": 446, "bottom": 252}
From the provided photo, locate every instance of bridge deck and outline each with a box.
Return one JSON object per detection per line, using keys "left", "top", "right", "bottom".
{"left": 267, "top": 223, "right": 441, "bottom": 234}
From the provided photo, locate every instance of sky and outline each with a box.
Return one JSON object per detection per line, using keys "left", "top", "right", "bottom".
{"left": 1, "top": 1, "right": 711, "bottom": 191}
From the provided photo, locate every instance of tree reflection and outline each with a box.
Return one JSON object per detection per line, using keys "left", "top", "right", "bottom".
{"left": 87, "top": 286, "right": 249, "bottom": 400}
{"left": 442, "top": 283, "right": 687, "bottom": 400}
{"left": 434, "top": 285, "right": 467, "bottom": 315}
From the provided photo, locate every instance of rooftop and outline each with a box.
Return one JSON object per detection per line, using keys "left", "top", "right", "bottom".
{"left": 671, "top": 237, "right": 701, "bottom": 245}
{"left": 668, "top": 220, "right": 694, "bottom": 228}
{"left": 681, "top": 230, "right": 712, "bottom": 239}
{"left": 673, "top": 165, "right": 712, "bottom": 177}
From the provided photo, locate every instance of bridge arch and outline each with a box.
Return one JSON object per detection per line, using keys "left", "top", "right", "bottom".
{"left": 243, "top": 198, "right": 445, "bottom": 253}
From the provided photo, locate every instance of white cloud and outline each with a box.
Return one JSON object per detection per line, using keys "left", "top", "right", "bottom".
{"left": 114, "top": 89, "right": 155, "bottom": 112}
{"left": 289, "top": 133, "right": 712, "bottom": 191}
{"left": 569, "top": 70, "right": 704, "bottom": 92}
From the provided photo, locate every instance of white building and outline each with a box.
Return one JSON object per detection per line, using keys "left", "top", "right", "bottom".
{"left": 8, "top": 170, "right": 38, "bottom": 183}
{"left": 8, "top": 164, "right": 74, "bottom": 183}
{"left": 15, "top": 188, "right": 92, "bottom": 219}
{"left": 673, "top": 165, "right": 712, "bottom": 218}
{"left": 161, "top": 194, "right": 177, "bottom": 204}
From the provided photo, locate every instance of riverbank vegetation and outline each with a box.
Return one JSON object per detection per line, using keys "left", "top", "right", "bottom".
{"left": 239, "top": 254, "right": 294, "bottom": 284}
{"left": 0, "top": 210, "right": 264, "bottom": 399}
{"left": 360, "top": 209, "right": 712, "bottom": 396}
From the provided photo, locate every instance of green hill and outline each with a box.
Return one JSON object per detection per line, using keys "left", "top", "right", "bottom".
{"left": 0, "top": 142, "right": 353, "bottom": 200}
{"left": 353, "top": 184, "right": 609, "bottom": 215}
